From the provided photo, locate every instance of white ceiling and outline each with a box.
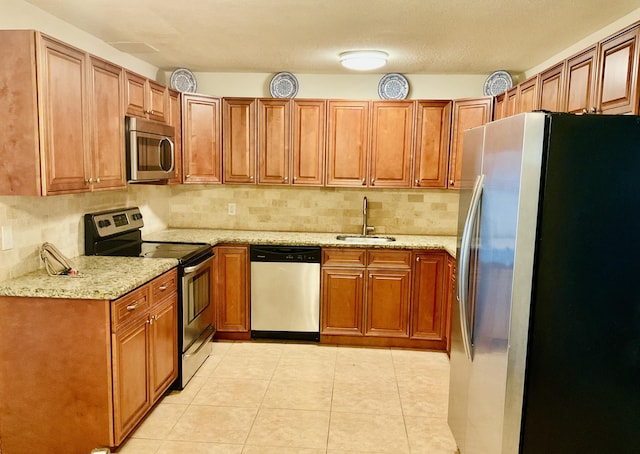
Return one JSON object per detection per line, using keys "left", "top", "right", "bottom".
{"left": 24, "top": 0, "right": 640, "bottom": 75}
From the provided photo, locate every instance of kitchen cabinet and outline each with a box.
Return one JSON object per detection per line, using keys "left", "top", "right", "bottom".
{"left": 326, "top": 100, "right": 370, "bottom": 186}
{"left": 413, "top": 100, "right": 452, "bottom": 188}
{"left": 292, "top": 99, "right": 326, "bottom": 186}
{"left": 537, "top": 62, "right": 566, "bottom": 112}
{"left": 504, "top": 86, "right": 518, "bottom": 117}
{"left": 125, "top": 70, "right": 168, "bottom": 123}
{"left": 493, "top": 92, "right": 506, "bottom": 121}
{"left": 257, "top": 98, "right": 291, "bottom": 184}
{"left": 0, "top": 30, "right": 125, "bottom": 195}
{"left": 564, "top": 46, "right": 599, "bottom": 114}
{"left": 0, "top": 269, "right": 177, "bottom": 452}
{"left": 518, "top": 75, "right": 539, "bottom": 113}
{"left": 215, "top": 245, "right": 251, "bottom": 338}
{"left": 182, "top": 94, "right": 222, "bottom": 184}
{"left": 410, "top": 250, "right": 448, "bottom": 350}
{"left": 167, "top": 89, "right": 183, "bottom": 184}
{"left": 222, "top": 98, "right": 257, "bottom": 184}
{"left": 596, "top": 24, "right": 640, "bottom": 114}
{"left": 448, "top": 97, "right": 493, "bottom": 189}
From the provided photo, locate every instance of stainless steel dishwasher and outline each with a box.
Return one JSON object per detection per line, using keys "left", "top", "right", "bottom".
{"left": 250, "top": 245, "right": 321, "bottom": 341}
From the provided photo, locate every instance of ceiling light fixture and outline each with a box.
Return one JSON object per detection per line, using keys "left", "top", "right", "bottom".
{"left": 339, "top": 50, "right": 388, "bottom": 71}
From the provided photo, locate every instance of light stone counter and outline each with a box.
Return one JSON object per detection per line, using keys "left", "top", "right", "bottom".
{"left": 144, "top": 229, "right": 457, "bottom": 257}
{"left": 0, "top": 256, "right": 178, "bottom": 300}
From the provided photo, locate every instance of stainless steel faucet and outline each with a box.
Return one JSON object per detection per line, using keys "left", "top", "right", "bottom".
{"left": 362, "top": 196, "right": 375, "bottom": 236}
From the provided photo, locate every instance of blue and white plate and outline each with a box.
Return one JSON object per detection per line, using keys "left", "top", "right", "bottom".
{"left": 378, "top": 73, "right": 410, "bottom": 100}
{"left": 270, "top": 72, "right": 299, "bottom": 98}
{"left": 170, "top": 68, "right": 197, "bottom": 93}
{"left": 483, "top": 70, "right": 513, "bottom": 96}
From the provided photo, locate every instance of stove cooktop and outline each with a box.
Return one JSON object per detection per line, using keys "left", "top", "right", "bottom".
{"left": 139, "top": 242, "right": 211, "bottom": 263}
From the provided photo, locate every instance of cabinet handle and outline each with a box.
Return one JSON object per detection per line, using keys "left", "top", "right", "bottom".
{"left": 283, "top": 176, "right": 288, "bottom": 183}
{"left": 186, "top": 174, "right": 191, "bottom": 179}
{"left": 361, "top": 178, "right": 366, "bottom": 185}
{"left": 416, "top": 256, "right": 421, "bottom": 262}
{"left": 126, "top": 302, "right": 139, "bottom": 311}
{"left": 293, "top": 176, "right": 297, "bottom": 182}
{"left": 449, "top": 180, "right": 455, "bottom": 186}
{"left": 158, "top": 284, "right": 168, "bottom": 291}
{"left": 370, "top": 178, "right": 375, "bottom": 186}
{"left": 95, "top": 178, "right": 101, "bottom": 183}
{"left": 86, "top": 178, "right": 94, "bottom": 184}
{"left": 414, "top": 179, "right": 420, "bottom": 186}
{"left": 582, "top": 108, "right": 588, "bottom": 114}
{"left": 590, "top": 106, "right": 597, "bottom": 114}
{"left": 250, "top": 175, "right": 254, "bottom": 181}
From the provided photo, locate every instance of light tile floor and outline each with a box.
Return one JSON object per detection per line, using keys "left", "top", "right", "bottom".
{"left": 115, "top": 341, "right": 457, "bottom": 454}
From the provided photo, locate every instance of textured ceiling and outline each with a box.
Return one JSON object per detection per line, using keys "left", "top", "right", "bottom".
{"left": 24, "top": 0, "right": 640, "bottom": 75}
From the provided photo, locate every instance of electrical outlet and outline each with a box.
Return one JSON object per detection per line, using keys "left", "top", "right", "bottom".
{"left": 228, "top": 203, "right": 236, "bottom": 216}
{"left": 1, "top": 225, "right": 13, "bottom": 250}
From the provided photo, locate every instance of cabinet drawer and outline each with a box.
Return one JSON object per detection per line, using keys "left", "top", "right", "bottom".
{"left": 112, "top": 286, "right": 150, "bottom": 330}
{"left": 322, "top": 248, "right": 366, "bottom": 267}
{"left": 150, "top": 269, "right": 178, "bottom": 303}
{"left": 367, "top": 250, "right": 411, "bottom": 268}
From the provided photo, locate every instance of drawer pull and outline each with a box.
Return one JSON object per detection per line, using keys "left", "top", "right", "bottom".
{"left": 126, "top": 302, "right": 139, "bottom": 311}
{"left": 158, "top": 284, "right": 168, "bottom": 291}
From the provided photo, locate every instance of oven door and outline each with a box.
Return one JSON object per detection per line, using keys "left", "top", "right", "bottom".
{"left": 182, "top": 254, "right": 215, "bottom": 351}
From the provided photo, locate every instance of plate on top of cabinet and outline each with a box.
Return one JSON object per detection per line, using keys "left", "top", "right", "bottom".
{"left": 170, "top": 68, "right": 197, "bottom": 93}
{"left": 270, "top": 72, "right": 299, "bottom": 98}
{"left": 483, "top": 70, "right": 513, "bottom": 96}
{"left": 378, "top": 73, "right": 410, "bottom": 100}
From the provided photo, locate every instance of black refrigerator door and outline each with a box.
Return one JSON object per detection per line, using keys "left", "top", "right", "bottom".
{"left": 521, "top": 114, "right": 640, "bottom": 453}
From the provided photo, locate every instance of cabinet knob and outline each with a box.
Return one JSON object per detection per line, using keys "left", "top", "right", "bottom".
{"left": 449, "top": 180, "right": 454, "bottom": 186}
{"left": 158, "top": 285, "right": 168, "bottom": 291}
{"left": 582, "top": 108, "right": 588, "bottom": 114}
{"left": 370, "top": 178, "right": 375, "bottom": 186}
{"left": 284, "top": 176, "right": 288, "bottom": 183}
{"left": 414, "top": 179, "right": 420, "bottom": 186}
{"left": 86, "top": 178, "right": 94, "bottom": 184}
{"left": 250, "top": 175, "right": 254, "bottom": 181}
{"left": 186, "top": 174, "right": 191, "bottom": 179}
{"left": 416, "top": 256, "right": 421, "bottom": 262}
{"left": 590, "top": 106, "right": 597, "bottom": 113}
{"left": 95, "top": 178, "right": 101, "bottom": 183}
{"left": 293, "top": 176, "right": 297, "bottom": 182}
{"left": 361, "top": 178, "right": 366, "bottom": 185}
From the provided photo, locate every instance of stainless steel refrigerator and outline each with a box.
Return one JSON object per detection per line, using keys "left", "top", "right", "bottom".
{"left": 449, "top": 112, "right": 640, "bottom": 454}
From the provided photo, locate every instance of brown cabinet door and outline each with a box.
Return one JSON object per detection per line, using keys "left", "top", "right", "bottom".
{"left": 326, "top": 100, "right": 369, "bottom": 187}
{"left": 518, "top": 75, "right": 539, "bottom": 113}
{"left": 448, "top": 97, "right": 492, "bottom": 189}
{"left": 150, "top": 297, "right": 178, "bottom": 401}
{"left": 596, "top": 25, "right": 640, "bottom": 115}
{"left": 223, "top": 98, "right": 257, "bottom": 184}
{"left": 564, "top": 46, "right": 598, "bottom": 114}
{"left": 183, "top": 94, "right": 222, "bottom": 184}
{"left": 369, "top": 101, "right": 413, "bottom": 188}
{"left": 147, "top": 80, "right": 168, "bottom": 123}
{"left": 112, "top": 318, "right": 150, "bottom": 444}
{"left": 493, "top": 93, "right": 506, "bottom": 121}
{"left": 411, "top": 251, "right": 447, "bottom": 344}
{"left": 88, "top": 56, "right": 126, "bottom": 191}
{"left": 292, "top": 99, "right": 326, "bottom": 186}
{"left": 365, "top": 269, "right": 410, "bottom": 337}
{"left": 39, "top": 36, "right": 91, "bottom": 195}
{"left": 216, "top": 246, "right": 250, "bottom": 333}
{"left": 258, "top": 99, "right": 291, "bottom": 185}
{"left": 504, "top": 87, "right": 518, "bottom": 117}
{"left": 538, "top": 62, "right": 566, "bottom": 112}
{"left": 321, "top": 267, "right": 365, "bottom": 336}
{"left": 124, "top": 71, "right": 147, "bottom": 118}
{"left": 413, "top": 100, "right": 451, "bottom": 188}
{"left": 168, "top": 90, "right": 183, "bottom": 184}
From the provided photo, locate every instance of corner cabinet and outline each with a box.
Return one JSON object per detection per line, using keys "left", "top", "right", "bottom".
{"left": 0, "top": 30, "right": 126, "bottom": 196}
{"left": 0, "top": 269, "right": 178, "bottom": 453}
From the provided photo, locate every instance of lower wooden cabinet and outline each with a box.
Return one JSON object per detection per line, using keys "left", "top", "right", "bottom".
{"left": 0, "top": 268, "right": 178, "bottom": 453}
{"left": 321, "top": 248, "right": 451, "bottom": 350}
{"left": 214, "top": 245, "right": 251, "bottom": 339}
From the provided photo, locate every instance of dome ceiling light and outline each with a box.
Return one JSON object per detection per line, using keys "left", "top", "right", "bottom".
{"left": 339, "top": 50, "right": 388, "bottom": 71}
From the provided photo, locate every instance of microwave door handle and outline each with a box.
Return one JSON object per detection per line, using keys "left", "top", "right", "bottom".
{"left": 158, "top": 137, "right": 175, "bottom": 172}
{"left": 457, "top": 173, "right": 484, "bottom": 361}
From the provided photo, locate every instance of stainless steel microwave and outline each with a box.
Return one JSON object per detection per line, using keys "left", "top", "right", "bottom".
{"left": 126, "top": 116, "right": 176, "bottom": 182}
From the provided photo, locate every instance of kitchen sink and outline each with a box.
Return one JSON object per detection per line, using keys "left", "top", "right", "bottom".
{"left": 336, "top": 234, "right": 396, "bottom": 244}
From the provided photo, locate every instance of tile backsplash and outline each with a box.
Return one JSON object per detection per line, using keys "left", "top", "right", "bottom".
{"left": 0, "top": 184, "right": 458, "bottom": 282}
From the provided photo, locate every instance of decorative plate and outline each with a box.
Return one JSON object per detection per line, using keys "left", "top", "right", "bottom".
{"left": 378, "top": 73, "right": 410, "bottom": 100}
{"left": 269, "top": 72, "right": 299, "bottom": 98}
{"left": 483, "top": 70, "right": 513, "bottom": 96}
{"left": 170, "top": 68, "right": 197, "bottom": 93}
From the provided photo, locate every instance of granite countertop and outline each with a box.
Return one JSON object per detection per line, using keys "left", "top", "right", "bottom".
{"left": 144, "top": 229, "right": 457, "bottom": 256}
{"left": 0, "top": 256, "right": 178, "bottom": 300}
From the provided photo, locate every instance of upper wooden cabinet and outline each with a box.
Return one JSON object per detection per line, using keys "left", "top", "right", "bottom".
{"left": 448, "top": 97, "right": 493, "bottom": 189}
{"left": 292, "top": 99, "right": 326, "bottom": 186}
{"left": 518, "top": 75, "right": 539, "bottom": 113}
{"left": 413, "top": 100, "right": 452, "bottom": 188}
{"left": 564, "top": 46, "right": 599, "bottom": 114}
{"left": 493, "top": 92, "right": 506, "bottom": 121}
{"left": 222, "top": 98, "right": 257, "bottom": 184}
{"left": 257, "top": 99, "right": 291, "bottom": 184}
{"left": 538, "top": 62, "right": 566, "bottom": 112}
{"left": 182, "top": 94, "right": 222, "bottom": 184}
{"left": 125, "top": 71, "right": 168, "bottom": 123}
{"left": 326, "top": 100, "right": 370, "bottom": 187}
{"left": 596, "top": 24, "right": 640, "bottom": 114}
{"left": 0, "top": 30, "right": 125, "bottom": 196}
{"left": 167, "top": 89, "right": 183, "bottom": 184}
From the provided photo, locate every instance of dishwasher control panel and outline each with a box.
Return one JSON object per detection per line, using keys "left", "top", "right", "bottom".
{"left": 250, "top": 245, "right": 321, "bottom": 263}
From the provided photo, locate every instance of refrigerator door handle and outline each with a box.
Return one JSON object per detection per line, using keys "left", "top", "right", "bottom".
{"left": 457, "top": 173, "right": 484, "bottom": 361}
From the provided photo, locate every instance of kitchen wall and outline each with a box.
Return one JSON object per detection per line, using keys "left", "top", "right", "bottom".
{"left": 168, "top": 185, "right": 458, "bottom": 235}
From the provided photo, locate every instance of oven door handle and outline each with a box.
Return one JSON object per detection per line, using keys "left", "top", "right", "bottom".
{"left": 183, "top": 253, "right": 215, "bottom": 275}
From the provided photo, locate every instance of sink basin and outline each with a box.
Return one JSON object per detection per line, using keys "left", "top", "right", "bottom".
{"left": 336, "top": 234, "right": 396, "bottom": 244}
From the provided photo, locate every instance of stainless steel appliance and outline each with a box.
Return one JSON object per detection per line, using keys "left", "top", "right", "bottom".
{"left": 84, "top": 207, "right": 214, "bottom": 389}
{"left": 126, "top": 116, "right": 176, "bottom": 182}
{"left": 250, "top": 245, "right": 321, "bottom": 341}
{"left": 449, "top": 112, "right": 640, "bottom": 453}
